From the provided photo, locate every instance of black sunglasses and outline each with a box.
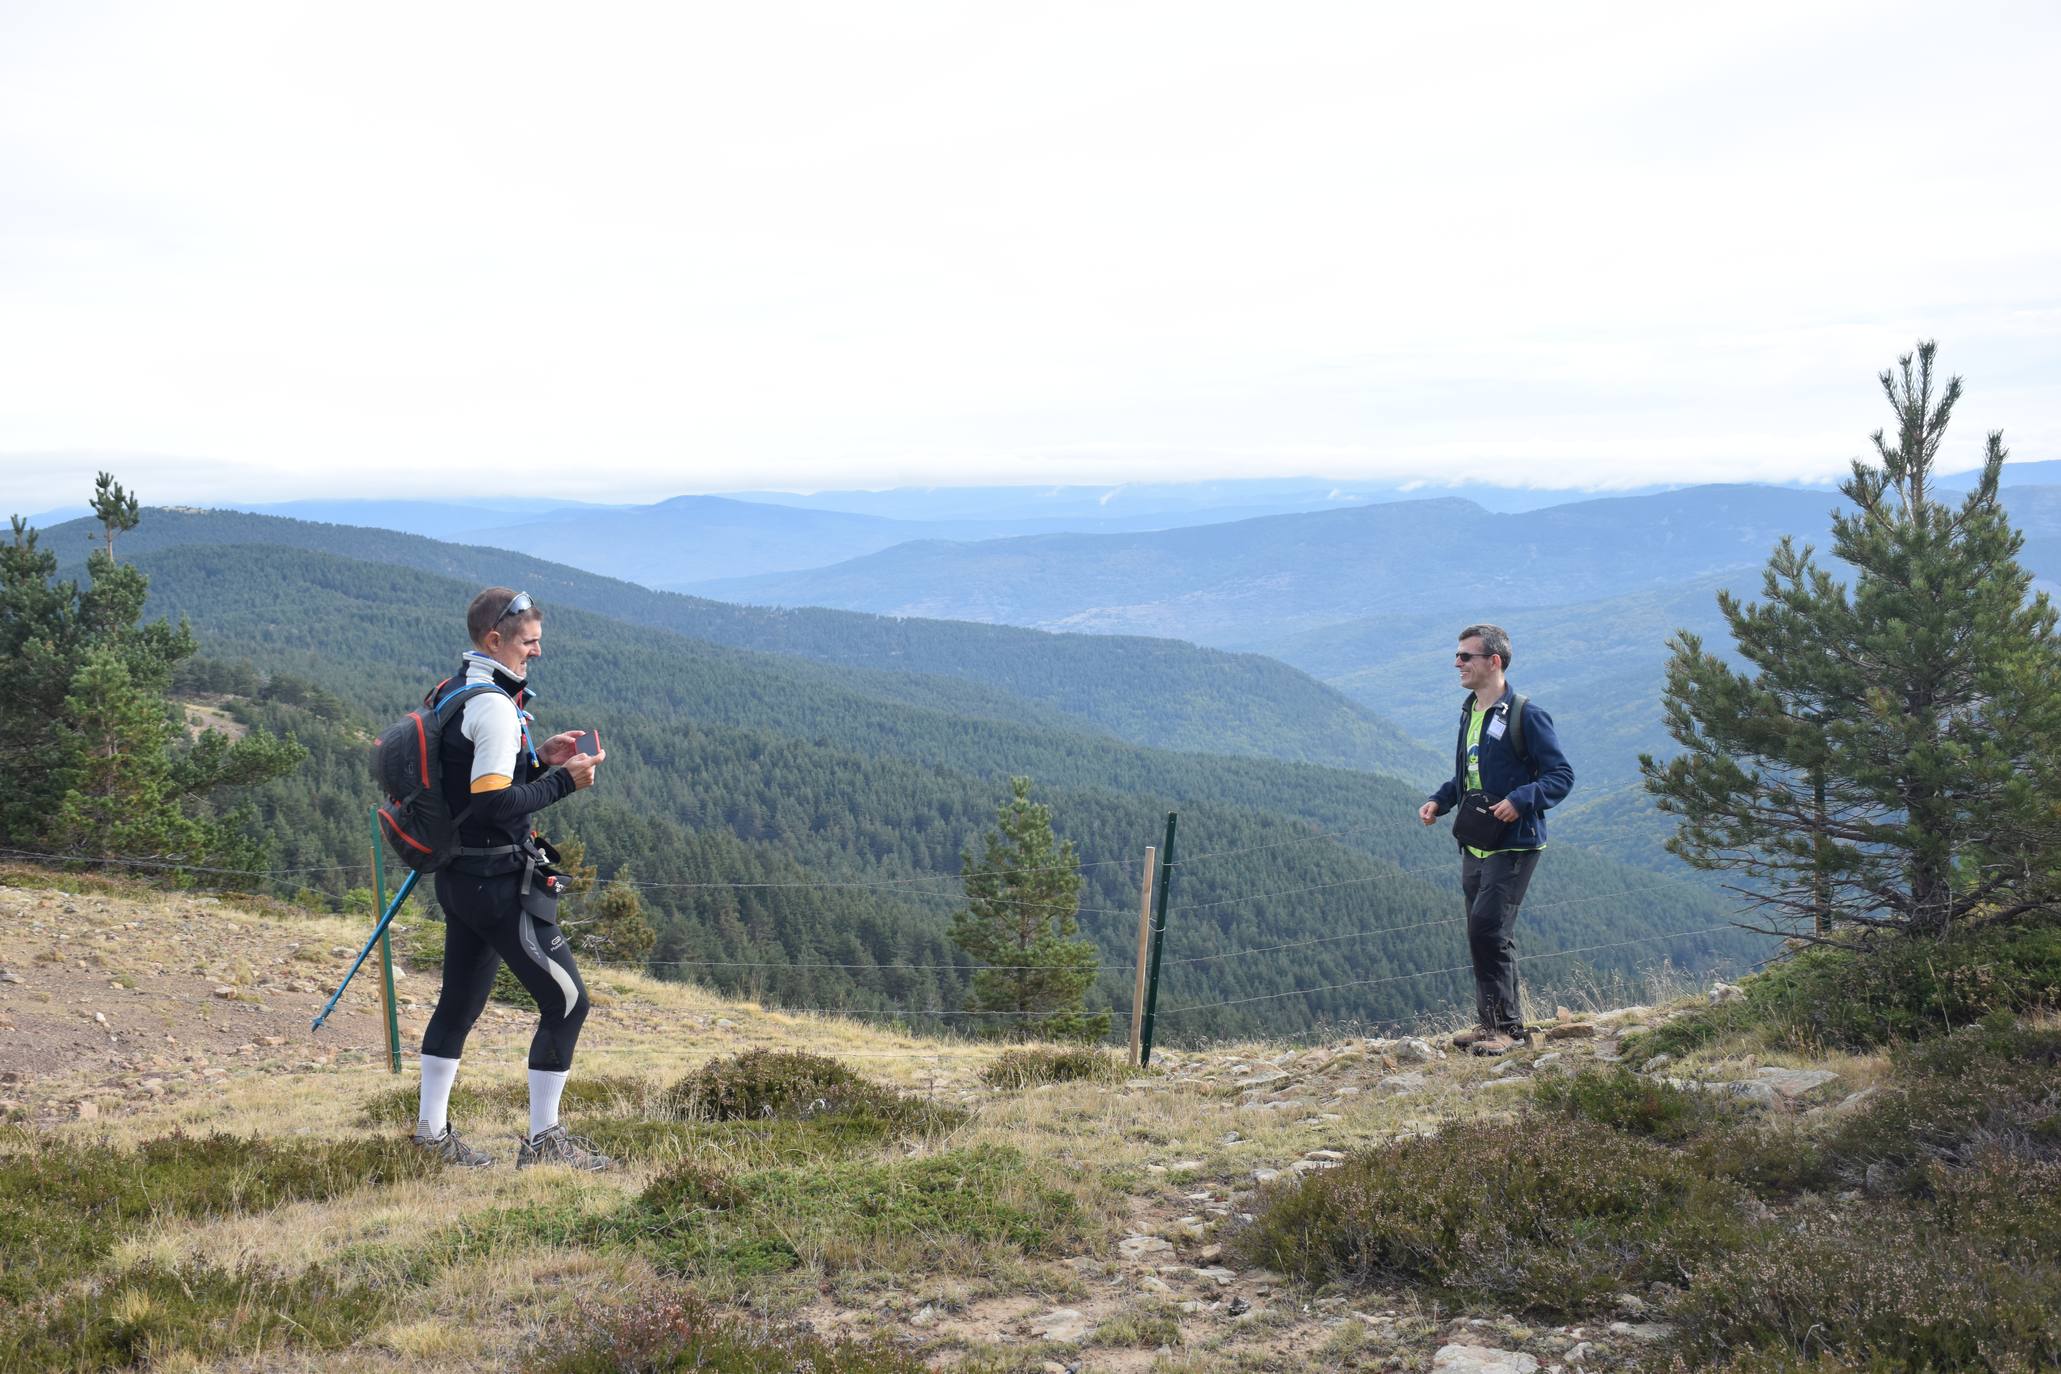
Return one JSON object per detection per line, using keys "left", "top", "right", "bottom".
{"left": 1454, "top": 650, "right": 1497, "bottom": 663}
{"left": 497, "top": 590, "right": 535, "bottom": 622}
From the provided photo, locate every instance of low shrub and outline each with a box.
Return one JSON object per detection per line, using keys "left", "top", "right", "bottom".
{"left": 1630, "top": 919, "right": 2061, "bottom": 1058}
{"left": 535, "top": 1291, "right": 934, "bottom": 1374}
{"left": 666, "top": 1049, "right": 924, "bottom": 1127}
{"left": 1671, "top": 1160, "right": 2061, "bottom": 1373}
{"left": 1531, "top": 1065, "right": 1725, "bottom": 1141}
{"left": 1810, "top": 1021, "right": 2061, "bottom": 1188}
{"left": 1235, "top": 1113, "right": 1744, "bottom": 1315}
{"left": 980, "top": 1045, "right": 1129, "bottom": 1090}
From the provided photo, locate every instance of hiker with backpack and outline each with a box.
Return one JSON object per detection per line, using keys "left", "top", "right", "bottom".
{"left": 1416, "top": 624, "right": 1574, "bottom": 1056}
{"left": 373, "top": 586, "right": 613, "bottom": 1169}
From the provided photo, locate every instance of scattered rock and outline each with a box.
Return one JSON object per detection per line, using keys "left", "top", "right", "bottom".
{"left": 1193, "top": 1265, "right": 1238, "bottom": 1286}
{"left": 1641, "top": 1054, "right": 1672, "bottom": 1073}
{"left": 1608, "top": 1320, "right": 1676, "bottom": 1341}
{"left": 1433, "top": 1344, "right": 1539, "bottom": 1374}
{"left": 1197, "top": 1243, "right": 1224, "bottom": 1263}
{"left": 1251, "top": 1168, "right": 1282, "bottom": 1184}
{"left": 1377, "top": 1072, "right": 1428, "bottom": 1096}
{"left": 211, "top": 985, "right": 236, "bottom": 999}
{"left": 1544, "top": 1021, "right": 1595, "bottom": 1040}
{"left": 1533, "top": 1052, "right": 1563, "bottom": 1069}
{"left": 1396, "top": 1037, "right": 1437, "bottom": 1063}
{"left": 1235, "top": 1068, "right": 1290, "bottom": 1088}
{"left": 1708, "top": 980, "right": 1745, "bottom": 1003}
{"left": 0, "top": 970, "right": 22, "bottom": 984}
{"left": 1303, "top": 1148, "right": 1347, "bottom": 1163}
{"left": 1828, "top": 1085, "right": 1882, "bottom": 1115}
{"left": 1756, "top": 1066, "right": 1838, "bottom": 1100}
{"left": 1119, "top": 1234, "right": 1175, "bottom": 1262}
{"left": 1221, "top": 1130, "right": 1242, "bottom": 1144}
{"left": 1028, "top": 1307, "right": 1092, "bottom": 1343}
{"left": 1166, "top": 1158, "right": 1204, "bottom": 1173}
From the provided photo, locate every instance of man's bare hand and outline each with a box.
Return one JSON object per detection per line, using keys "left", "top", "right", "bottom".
{"left": 1418, "top": 800, "right": 1440, "bottom": 826}
{"left": 538, "top": 731, "right": 582, "bottom": 767}
{"left": 1491, "top": 798, "right": 1520, "bottom": 823}
{"left": 564, "top": 747, "right": 606, "bottom": 790}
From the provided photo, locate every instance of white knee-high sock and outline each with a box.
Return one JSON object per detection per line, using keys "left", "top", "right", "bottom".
{"left": 529, "top": 1069, "right": 568, "bottom": 1141}
{"left": 417, "top": 1055, "right": 460, "bottom": 1135}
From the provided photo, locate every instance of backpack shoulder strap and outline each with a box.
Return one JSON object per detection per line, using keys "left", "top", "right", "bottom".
{"left": 433, "top": 680, "right": 505, "bottom": 717}
{"left": 1507, "top": 694, "right": 1531, "bottom": 768}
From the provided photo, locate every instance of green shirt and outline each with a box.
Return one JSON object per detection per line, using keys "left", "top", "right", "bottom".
{"left": 1463, "top": 701, "right": 1542, "bottom": 859}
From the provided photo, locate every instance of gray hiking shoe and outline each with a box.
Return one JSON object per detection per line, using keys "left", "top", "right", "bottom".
{"left": 1468, "top": 1032, "right": 1523, "bottom": 1056}
{"left": 1451, "top": 1025, "right": 1494, "bottom": 1050}
{"left": 411, "top": 1125, "right": 494, "bottom": 1168}
{"left": 517, "top": 1123, "right": 616, "bottom": 1172}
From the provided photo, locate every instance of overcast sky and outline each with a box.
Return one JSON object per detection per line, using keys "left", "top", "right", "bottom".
{"left": 4, "top": 1, "right": 2058, "bottom": 510}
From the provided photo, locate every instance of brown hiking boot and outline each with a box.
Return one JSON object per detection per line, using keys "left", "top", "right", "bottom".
{"left": 1468, "top": 1032, "right": 1522, "bottom": 1056}
{"left": 1451, "top": 1025, "right": 1494, "bottom": 1050}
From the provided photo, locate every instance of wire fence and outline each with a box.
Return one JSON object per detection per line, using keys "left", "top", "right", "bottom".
{"left": 6, "top": 836, "right": 1758, "bottom": 1038}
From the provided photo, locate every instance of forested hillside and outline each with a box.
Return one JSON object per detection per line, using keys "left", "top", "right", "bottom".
{"left": 99, "top": 540, "right": 1759, "bottom": 1040}
{"left": 43, "top": 509, "right": 1437, "bottom": 780}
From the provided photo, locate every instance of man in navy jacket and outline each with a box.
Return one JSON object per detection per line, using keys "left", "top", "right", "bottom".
{"left": 1418, "top": 624, "right": 1575, "bottom": 1054}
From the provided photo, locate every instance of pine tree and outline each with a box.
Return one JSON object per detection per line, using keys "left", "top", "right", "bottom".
{"left": 0, "top": 480, "right": 307, "bottom": 872}
{"left": 1642, "top": 343, "right": 2061, "bottom": 936}
{"left": 582, "top": 870, "right": 656, "bottom": 968}
{"left": 950, "top": 776, "right": 1109, "bottom": 1041}
{"left": 90, "top": 472, "right": 140, "bottom": 559}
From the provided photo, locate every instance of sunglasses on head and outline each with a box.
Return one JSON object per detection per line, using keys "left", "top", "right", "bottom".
{"left": 497, "top": 590, "right": 534, "bottom": 622}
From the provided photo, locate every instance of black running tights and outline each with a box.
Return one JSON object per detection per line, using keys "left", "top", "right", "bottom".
{"left": 421, "top": 869, "right": 589, "bottom": 1071}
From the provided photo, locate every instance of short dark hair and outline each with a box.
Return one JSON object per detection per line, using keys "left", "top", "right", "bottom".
{"left": 1459, "top": 623, "right": 1512, "bottom": 670}
{"left": 467, "top": 586, "right": 541, "bottom": 647}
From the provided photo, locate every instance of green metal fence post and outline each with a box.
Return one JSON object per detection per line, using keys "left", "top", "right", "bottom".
{"left": 1138, "top": 812, "right": 1177, "bottom": 1066}
{"left": 369, "top": 808, "right": 403, "bottom": 1074}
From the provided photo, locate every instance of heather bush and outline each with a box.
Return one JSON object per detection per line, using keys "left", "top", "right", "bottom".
{"left": 1236, "top": 1113, "right": 1744, "bottom": 1314}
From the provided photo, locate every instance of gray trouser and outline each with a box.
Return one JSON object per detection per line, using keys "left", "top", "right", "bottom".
{"left": 1461, "top": 848, "right": 1542, "bottom": 1035}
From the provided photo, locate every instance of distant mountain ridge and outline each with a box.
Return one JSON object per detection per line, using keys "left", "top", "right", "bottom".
{"left": 684, "top": 484, "right": 1860, "bottom": 643}
{"left": 40, "top": 507, "right": 1441, "bottom": 781}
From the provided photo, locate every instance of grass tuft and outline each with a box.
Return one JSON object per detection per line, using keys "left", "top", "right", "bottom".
{"left": 980, "top": 1046, "right": 1130, "bottom": 1090}
{"left": 535, "top": 1290, "right": 934, "bottom": 1373}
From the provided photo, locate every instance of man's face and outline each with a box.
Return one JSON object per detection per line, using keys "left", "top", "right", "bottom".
{"left": 481, "top": 616, "right": 543, "bottom": 678}
{"left": 1456, "top": 636, "right": 1499, "bottom": 692}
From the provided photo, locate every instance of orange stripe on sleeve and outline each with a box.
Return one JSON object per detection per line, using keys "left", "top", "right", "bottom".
{"left": 470, "top": 775, "right": 512, "bottom": 793}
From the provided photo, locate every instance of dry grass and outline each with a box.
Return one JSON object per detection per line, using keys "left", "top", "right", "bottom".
{"left": 4, "top": 871, "right": 1756, "bottom": 1373}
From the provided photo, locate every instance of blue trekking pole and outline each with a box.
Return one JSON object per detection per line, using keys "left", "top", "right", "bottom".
{"left": 312, "top": 869, "right": 421, "bottom": 1032}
